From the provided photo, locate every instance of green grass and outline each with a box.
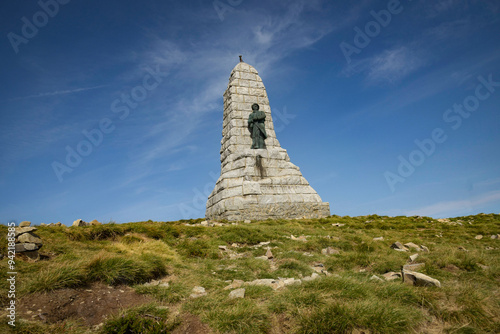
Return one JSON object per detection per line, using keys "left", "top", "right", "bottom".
{"left": 0, "top": 213, "right": 499, "bottom": 333}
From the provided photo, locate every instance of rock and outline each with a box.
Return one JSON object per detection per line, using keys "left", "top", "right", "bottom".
{"left": 291, "top": 235, "right": 307, "bottom": 242}
{"left": 224, "top": 280, "right": 244, "bottom": 290}
{"left": 55, "top": 222, "right": 62, "bottom": 226}
{"left": 403, "top": 263, "right": 425, "bottom": 271}
{"left": 89, "top": 220, "right": 101, "bottom": 226}
{"left": 219, "top": 245, "right": 227, "bottom": 251}
{"left": 282, "top": 278, "right": 301, "bottom": 286}
{"left": 370, "top": 275, "right": 383, "bottom": 282}
{"left": 15, "top": 243, "right": 39, "bottom": 252}
{"left": 19, "top": 221, "right": 31, "bottom": 227}
{"left": 421, "top": 245, "right": 430, "bottom": 252}
{"left": 490, "top": 234, "right": 499, "bottom": 239}
{"left": 23, "top": 250, "right": 40, "bottom": 261}
{"left": 144, "top": 279, "right": 169, "bottom": 288}
{"left": 404, "top": 242, "right": 422, "bottom": 251}
{"left": 373, "top": 237, "right": 384, "bottom": 241}
{"left": 265, "top": 248, "right": 273, "bottom": 259}
{"left": 72, "top": 219, "right": 87, "bottom": 227}
{"left": 332, "top": 223, "right": 345, "bottom": 227}
{"left": 231, "top": 243, "right": 239, "bottom": 247}
{"left": 255, "top": 256, "right": 269, "bottom": 261}
{"left": 390, "top": 241, "right": 408, "bottom": 252}
{"left": 301, "top": 273, "right": 320, "bottom": 282}
{"left": 246, "top": 279, "right": 275, "bottom": 287}
{"left": 15, "top": 227, "right": 37, "bottom": 237}
{"left": 40, "top": 223, "right": 47, "bottom": 227}
{"left": 458, "top": 246, "right": 468, "bottom": 251}
{"left": 190, "top": 286, "right": 207, "bottom": 298}
{"left": 475, "top": 235, "right": 483, "bottom": 240}
{"left": 382, "top": 272, "right": 401, "bottom": 281}
{"left": 244, "top": 220, "right": 251, "bottom": 224}
{"left": 229, "top": 288, "right": 245, "bottom": 299}
{"left": 321, "top": 247, "right": 340, "bottom": 255}
{"left": 409, "top": 254, "right": 419, "bottom": 262}
{"left": 200, "top": 221, "right": 209, "bottom": 226}
{"left": 403, "top": 270, "right": 441, "bottom": 287}
{"left": 478, "top": 264, "right": 489, "bottom": 270}
{"left": 17, "top": 232, "right": 43, "bottom": 246}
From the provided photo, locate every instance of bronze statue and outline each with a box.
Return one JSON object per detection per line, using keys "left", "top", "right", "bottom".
{"left": 248, "top": 103, "right": 267, "bottom": 149}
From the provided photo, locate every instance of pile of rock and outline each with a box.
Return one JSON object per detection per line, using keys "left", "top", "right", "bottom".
{"left": 15, "top": 222, "right": 43, "bottom": 260}
{"left": 72, "top": 219, "right": 102, "bottom": 226}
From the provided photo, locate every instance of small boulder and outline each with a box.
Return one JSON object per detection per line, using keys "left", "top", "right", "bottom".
{"left": 14, "top": 227, "right": 37, "bottom": 237}
{"left": 89, "top": 219, "right": 102, "bottom": 226}
{"left": 265, "top": 248, "right": 274, "bottom": 259}
{"left": 244, "top": 220, "right": 251, "bottom": 224}
{"left": 421, "top": 245, "right": 430, "bottom": 252}
{"left": 373, "top": 237, "right": 384, "bottom": 241}
{"left": 17, "top": 232, "right": 43, "bottom": 246}
{"left": 19, "top": 221, "right": 31, "bottom": 227}
{"left": 301, "top": 273, "right": 320, "bottom": 282}
{"left": 390, "top": 241, "right": 408, "bottom": 252}
{"left": 332, "top": 223, "right": 345, "bottom": 227}
{"left": 73, "top": 219, "right": 87, "bottom": 227}
{"left": 409, "top": 254, "right": 419, "bottom": 262}
{"left": 490, "top": 234, "right": 499, "bottom": 240}
{"left": 475, "top": 235, "right": 483, "bottom": 240}
{"left": 55, "top": 222, "right": 62, "bottom": 226}
{"left": 370, "top": 275, "right": 383, "bottom": 282}
{"left": 40, "top": 223, "right": 47, "bottom": 227}
{"left": 321, "top": 247, "right": 340, "bottom": 255}
{"left": 190, "top": 286, "right": 207, "bottom": 298}
{"left": 229, "top": 288, "right": 245, "bottom": 299}
{"left": 458, "top": 246, "right": 468, "bottom": 251}
{"left": 15, "top": 243, "right": 39, "bottom": 252}
{"left": 403, "top": 263, "right": 425, "bottom": 271}
{"left": 218, "top": 245, "right": 227, "bottom": 251}
{"left": 200, "top": 221, "right": 209, "bottom": 226}
{"left": 404, "top": 242, "right": 422, "bottom": 251}
{"left": 382, "top": 272, "right": 401, "bottom": 281}
{"left": 223, "top": 280, "right": 244, "bottom": 290}
{"left": 255, "top": 256, "right": 268, "bottom": 261}
{"left": 403, "top": 270, "right": 441, "bottom": 288}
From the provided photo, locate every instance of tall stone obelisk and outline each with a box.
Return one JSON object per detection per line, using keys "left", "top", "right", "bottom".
{"left": 206, "top": 59, "right": 330, "bottom": 221}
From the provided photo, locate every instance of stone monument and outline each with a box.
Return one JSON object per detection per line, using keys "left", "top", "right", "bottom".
{"left": 205, "top": 58, "right": 330, "bottom": 221}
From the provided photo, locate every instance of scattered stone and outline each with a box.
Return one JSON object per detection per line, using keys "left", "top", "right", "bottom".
{"left": 321, "top": 247, "right": 340, "bottom": 255}
{"left": 40, "top": 223, "right": 47, "bottom": 227}
{"left": 255, "top": 256, "right": 269, "bottom": 261}
{"left": 485, "top": 246, "right": 494, "bottom": 250}
{"left": 55, "top": 222, "right": 62, "bottom": 226}
{"left": 89, "top": 220, "right": 101, "bottom": 226}
{"left": 458, "top": 246, "right": 468, "bottom": 251}
{"left": 437, "top": 218, "right": 450, "bottom": 223}
{"left": 373, "top": 237, "right": 384, "bottom": 241}
{"left": 475, "top": 235, "right": 483, "bottom": 240}
{"left": 409, "top": 254, "right": 419, "bottom": 262}
{"left": 382, "top": 272, "right": 401, "bottom": 281}
{"left": 301, "top": 273, "right": 320, "bottom": 282}
{"left": 390, "top": 241, "right": 408, "bottom": 252}
{"left": 404, "top": 243, "right": 422, "bottom": 251}
{"left": 332, "top": 223, "right": 345, "bottom": 227}
{"left": 219, "top": 245, "right": 227, "bottom": 251}
{"left": 370, "top": 275, "right": 383, "bottom": 282}
{"left": 478, "top": 264, "right": 489, "bottom": 270}
{"left": 229, "top": 288, "right": 245, "bottom": 299}
{"left": 19, "top": 221, "right": 31, "bottom": 227}
{"left": 403, "top": 263, "right": 425, "bottom": 271}
{"left": 190, "top": 286, "right": 207, "bottom": 298}
{"left": 490, "top": 234, "right": 499, "bottom": 239}
{"left": 403, "top": 270, "right": 441, "bottom": 288}
{"left": 265, "top": 248, "right": 273, "bottom": 259}
{"left": 200, "top": 221, "right": 209, "bottom": 226}
{"left": 291, "top": 235, "right": 307, "bottom": 242}
{"left": 421, "top": 245, "right": 430, "bottom": 252}
{"left": 72, "top": 219, "right": 87, "bottom": 227}
{"left": 282, "top": 278, "right": 301, "bottom": 286}
{"left": 244, "top": 220, "right": 251, "bottom": 224}
{"left": 231, "top": 243, "right": 238, "bottom": 247}
{"left": 224, "top": 280, "right": 244, "bottom": 290}
{"left": 15, "top": 243, "right": 39, "bottom": 252}
{"left": 144, "top": 279, "right": 170, "bottom": 288}
{"left": 246, "top": 279, "right": 275, "bottom": 287}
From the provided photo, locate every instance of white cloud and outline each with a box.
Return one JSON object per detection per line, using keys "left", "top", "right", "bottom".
{"left": 11, "top": 85, "right": 107, "bottom": 100}
{"left": 405, "top": 190, "right": 500, "bottom": 217}
{"left": 366, "top": 46, "right": 425, "bottom": 84}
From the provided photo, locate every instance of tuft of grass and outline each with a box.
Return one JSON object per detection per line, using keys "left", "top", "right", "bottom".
{"left": 21, "top": 262, "right": 87, "bottom": 293}
{"left": 101, "top": 303, "right": 179, "bottom": 334}
{"left": 205, "top": 299, "right": 269, "bottom": 334}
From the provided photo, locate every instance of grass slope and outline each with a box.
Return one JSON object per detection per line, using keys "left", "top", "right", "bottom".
{"left": 0, "top": 214, "right": 499, "bottom": 333}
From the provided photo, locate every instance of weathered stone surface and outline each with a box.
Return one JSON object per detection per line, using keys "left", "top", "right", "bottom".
{"left": 409, "top": 253, "right": 419, "bottom": 262}
{"left": 403, "top": 270, "right": 441, "bottom": 287}
{"left": 370, "top": 275, "right": 383, "bottom": 282}
{"left": 373, "top": 237, "right": 384, "bottom": 241}
{"left": 224, "top": 280, "right": 244, "bottom": 290}
{"left": 15, "top": 243, "right": 39, "bottom": 252}
{"left": 19, "top": 221, "right": 31, "bottom": 227}
{"left": 475, "top": 235, "right": 483, "bottom": 240}
{"left": 321, "top": 247, "right": 340, "bottom": 255}
{"left": 403, "top": 263, "right": 425, "bottom": 271}
{"left": 18, "top": 232, "right": 43, "bottom": 246}
{"left": 55, "top": 222, "right": 62, "bottom": 226}
{"left": 265, "top": 248, "right": 274, "bottom": 259}
{"left": 190, "top": 286, "right": 207, "bottom": 298}
{"left": 15, "top": 227, "right": 37, "bottom": 237}
{"left": 390, "top": 241, "right": 408, "bottom": 252}
{"left": 404, "top": 242, "right": 422, "bottom": 251}
{"left": 206, "top": 61, "right": 330, "bottom": 221}
{"left": 383, "top": 272, "right": 401, "bottom": 281}
{"left": 229, "top": 288, "right": 245, "bottom": 299}
{"left": 89, "top": 219, "right": 102, "bottom": 226}
{"left": 73, "top": 219, "right": 87, "bottom": 227}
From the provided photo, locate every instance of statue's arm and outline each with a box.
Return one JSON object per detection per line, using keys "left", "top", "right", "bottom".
{"left": 254, "top": 111, "right": 266, "bottom": 120}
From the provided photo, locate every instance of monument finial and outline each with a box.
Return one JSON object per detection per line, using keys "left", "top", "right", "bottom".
{"left": 239, "top": 55, "right": 243, "bottom": 62}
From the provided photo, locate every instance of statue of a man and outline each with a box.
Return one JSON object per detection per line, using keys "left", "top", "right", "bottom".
{"left": 248, "top": 103, "right": 267, "bottom": 149}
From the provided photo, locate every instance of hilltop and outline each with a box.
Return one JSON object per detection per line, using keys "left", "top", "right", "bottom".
{"left": 1, "top": 214, "right": 499, "bottom": 333}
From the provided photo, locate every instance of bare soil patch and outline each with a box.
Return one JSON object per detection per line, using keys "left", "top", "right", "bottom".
{"left": 17, "top": 282, "right": 155, "bottom": 326}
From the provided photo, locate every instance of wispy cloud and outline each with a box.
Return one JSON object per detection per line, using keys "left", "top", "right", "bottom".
{"left": 366, "top": 46, "right": 426, "bottom": 84}
{"left": 11, "top": 85, "right": 107, "bottom": 100}
{"left": 405, "top": 190, "right": 500, "bottom": 217}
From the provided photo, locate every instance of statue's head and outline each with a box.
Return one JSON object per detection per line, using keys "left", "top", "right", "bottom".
{"left": 252, "top": 103, "right": 259, "bottom": 111}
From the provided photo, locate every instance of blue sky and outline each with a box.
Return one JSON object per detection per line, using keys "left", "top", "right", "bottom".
{"left": 1, "top": 0, "right": 499, "bottom": 225}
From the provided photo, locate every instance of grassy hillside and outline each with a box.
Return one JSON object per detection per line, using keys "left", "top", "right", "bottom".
{"left": 1, "top": 214, "right": 499, "bottom": 333}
